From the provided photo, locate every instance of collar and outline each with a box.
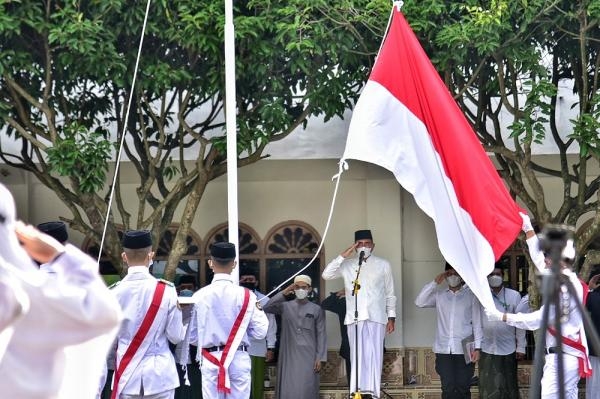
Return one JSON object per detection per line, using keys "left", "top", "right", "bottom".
{"left": 212, "top": 273, "right": 233, "bottom": 283}
{"left": 127, "top": 265, "right": 150, "bottom": 275}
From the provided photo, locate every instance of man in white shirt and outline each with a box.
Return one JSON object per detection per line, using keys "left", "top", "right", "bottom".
{"left": 111, "top": 230, "right": 185, "bottom": 399}
{"left": 0, "top": 183, "right": 122, "bottom": 399}
{"left": 189, "top": 242, "right": 269, "bottom": 399}
{"left": 239, "top": 268, "right": 277, "bottom": 399}
{"left": 478, "top": 265, "right": 525, "bottom": 398}
{"left": 415, "top": 262, "right": 482, "bottom": 399}
{"left": 322, "top": 229, "right": 396, "bottom": 399}
{"left": 486, "top": 214, "right": 591, "bottom": 399}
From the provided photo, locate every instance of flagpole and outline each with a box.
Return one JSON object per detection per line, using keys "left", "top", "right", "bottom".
{"left": 224, "top": 0, "right": 239, "bottom": 283}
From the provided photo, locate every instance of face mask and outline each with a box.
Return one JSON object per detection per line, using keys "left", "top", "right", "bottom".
{"left": 357, "top": 247, "right": 372, "bottom": 259}
{"left": 488, "top": 275, "right": 503, "bottom": 288}
{"left": 294, "top": 289, "right": 308, "bottom": 300}
{"left": 240, "top": 282, "right": 256, "bottom": 290}
{"left": 179, "top": 289, "right": 194, "bottom": 297}
{"left": 446, "top": 275, "right": 462, "bottom": 288}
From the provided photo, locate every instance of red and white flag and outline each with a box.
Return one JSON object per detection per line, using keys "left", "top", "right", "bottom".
{"left": 342, "top": 6, "right": 522, "bottom": 308}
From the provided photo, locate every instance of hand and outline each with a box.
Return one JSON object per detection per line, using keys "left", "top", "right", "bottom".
{"left": 313, "top": 360, "right": 322, "bottom": 373}
{"left": 283, "top": 283, "right": 296, "bottom": 296}
{"left": 520, "top": 212, "right": 534, "bottom": 233}
{"left": 341, "top": 243, "right": 358, "bottom": 259}
{"left": 335, "top": 289, "right": 346, "bottom": 298}
{"left": 485, "top": 307, "right": 504, "bottom": 322}
{"left": 386, "top": 319, "right": 395, "bottom": 334}
{"left": 516, "top": 352, "right": 526, "bottom": 361}
{"left": 471, "top": 349, "right": 480, "bottom": 363}
{"left": 589, "top": 274, "right": 600, "bottom": 290}
{"left": 434, "top": 272, "right": 447, "bottom": 285}
{"left": 15, "top": 221, "right": 65, "bottom": 264}
{"left": 265, "top": 349, "right": 275, "bottom": 362}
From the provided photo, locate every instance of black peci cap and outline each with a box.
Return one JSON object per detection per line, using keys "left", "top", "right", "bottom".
{"left": 37, "top": 221, "right": 68, "bottom": 244}
{"left": 354, "top": 229, "right": 373, "bottom": 241}
{"left": 122, "top": 230, "right": 152, "bottom": 249}
{"left": 210, "top": 242, "right": 236, "bottom": 261}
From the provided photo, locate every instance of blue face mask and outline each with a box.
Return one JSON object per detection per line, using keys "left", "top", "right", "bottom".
{"left": 179, "top": 289, "right": 194, "bottom": 297}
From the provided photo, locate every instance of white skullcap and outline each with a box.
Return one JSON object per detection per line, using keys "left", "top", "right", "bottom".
{"left": 294, "top": 275, "right": 312, "bottom": 286}
{"left": 0, "top": 184, "right": 37, "bottom": 272}
{"left": 562, "top": 239, "right": 575, "bottom": 261}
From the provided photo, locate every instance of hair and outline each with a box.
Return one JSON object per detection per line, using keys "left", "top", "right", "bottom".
{"left": 239, "top": 267, "right": 257, "bottom": 279}
{"left": 444, "top": 261, "right": 454, "bottom": 271}
{"left": 124, "top": 246, "right": 152, "bottom": 264}
{"left": 211, "top": 256, "right": 234, "bottom": 268}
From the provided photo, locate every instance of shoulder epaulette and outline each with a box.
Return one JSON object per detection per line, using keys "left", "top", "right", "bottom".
{"left": 158, "top": 278, "right": 175, "bottom": 287}
{"left": 108, "top": 281, "right": 121, "bottom": 289}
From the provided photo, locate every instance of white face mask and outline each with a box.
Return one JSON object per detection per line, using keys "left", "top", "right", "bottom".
{"left": 446, "top": 275, "right": 462, "bottom": 288}
{"left": 488, "top": 275, "right": 503, "bottom": 288}
{"left": 357, "top": 247, "right": 372, "bottom": 259}
{"left": 294, "top": 289, "right": 308, "bottom": 300}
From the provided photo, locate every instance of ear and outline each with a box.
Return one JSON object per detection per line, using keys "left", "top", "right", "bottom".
{"left": 149, "top": 251, "right": 155, "bottom": 259}
{"left": 121, "top": 252, "right": 127, "bottom": 264}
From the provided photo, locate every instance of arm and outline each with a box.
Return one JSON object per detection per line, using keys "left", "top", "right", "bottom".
{"left": 504, "top": 308, "right": 543, "bottom": 331}
{"left": 384, "top": 261, "right": 397, "bottom": 333}
{"left": 520, "top": 213, "right": 545, "bottom": 273}
{"left": 165, "top": 287, "right": 184, "bottom": 345}
{"left": 263, "top": 285, "right": 294, "bottom": 315}
{"left": 266, "top": 312, "right": 277, "bottom": 349}
{"left": 321, "top": 256, "right": 345, "bottom": 280}
{"left": 314, "top": 306, "right": 327, "bottom": 372}
{"left": 471, "top": 295, "right": 483, "bottom": 356}
{"left": 247, "top": 295, "right": 269, "bottom": 341}
{"left": 322, "top": 244, "right": 357, "bottom": 280}
{"left": 414, "top": 281, "right": 439, "bottom": 308}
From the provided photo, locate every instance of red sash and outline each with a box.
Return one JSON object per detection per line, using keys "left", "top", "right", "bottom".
{"left": 547, "top": 327, "right": 592, "bottom": 377}
{"left": 111, "top": 281, "right": 167, "bottom": 399}
{"left": 201, "top": 289, "right": 251, "bottom": 393}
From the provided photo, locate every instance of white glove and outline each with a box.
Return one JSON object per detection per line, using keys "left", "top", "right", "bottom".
{"left": 520, "top": 212, "right": 534, "bottom": 233}
{"left": 485, "top": 307, "right": 504, "bottom": 322}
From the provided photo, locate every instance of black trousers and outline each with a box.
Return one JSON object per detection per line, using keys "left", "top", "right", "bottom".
{"left": 435, "top": 353, "right": 474, "bottom": 399}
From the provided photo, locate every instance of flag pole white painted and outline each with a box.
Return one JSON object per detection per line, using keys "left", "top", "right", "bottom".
{"left": 224, "top": 0, "right": 239, "bottom": 283}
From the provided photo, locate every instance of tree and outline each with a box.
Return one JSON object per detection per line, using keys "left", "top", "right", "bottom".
{"left": 0, "top": 0, "right": 389, "bottom": 279}
{"left": 402, "top": 0, "right": 600, "bottom": 283}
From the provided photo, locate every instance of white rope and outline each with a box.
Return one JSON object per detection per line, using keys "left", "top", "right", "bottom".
{"left": 259, "top": 160, "right": 348, "bottom": 302}
{"left": 96, "top": 0, "right": 153, "bottom": 266}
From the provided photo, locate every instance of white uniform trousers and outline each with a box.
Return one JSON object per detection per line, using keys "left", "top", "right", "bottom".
{"left": 348, "top": 320, "right": 385, "bottom": 398}
{"left": 201, "top": 350, "right": 251, "bottom": 399}
{"left": 120, "top": 389, "right": 175, "bottom": 399}
{"left": 542, "top": 353, "right": 580, "bottom": 399}
{"left": 586, "top": 356, "right": 600, "bottom": 399}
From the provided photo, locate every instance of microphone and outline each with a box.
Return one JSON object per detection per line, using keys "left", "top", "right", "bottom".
{"left": 358, "top": 250, "right": 365, "bottom": 266}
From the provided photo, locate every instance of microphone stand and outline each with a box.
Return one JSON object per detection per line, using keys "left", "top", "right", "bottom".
{"left": 352, "top": 252, "right": 364, "bottom": 399}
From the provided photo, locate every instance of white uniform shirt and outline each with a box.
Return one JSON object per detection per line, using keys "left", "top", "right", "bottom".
{"left": 505, "top": 269, "right": 587, "bottom": 359}
{"left": 189, "top": 273, "right": 269, "bottom": 355}
{"left": 481, "top": 286, "right": 526, "bottom": 355}
{"left": 0, "top": 245, "right": 122, "bottom": 399}
{"left": 248, "top": 290, "right": 277, "bottom": 357}
{"left": 112, "top": 266, "right": 184, "bottom": 396}
{"left": 415, "top": 281, "right": 483, "bottom": 354}
{"left": 322, "top": 254, "right": 396, "bottom": 325}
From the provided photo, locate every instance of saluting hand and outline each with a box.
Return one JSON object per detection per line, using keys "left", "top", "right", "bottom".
{"left": 340, "top": 243, "right": 358, "bottom": 259}
{"left": 434, "top": 272, "right": 447, "bottom": 285}
{"left": 590, "top": 274, "right": 600, "bottom": 290}
{"left": 15, "top": 221, "right": 65, "bottom": 264}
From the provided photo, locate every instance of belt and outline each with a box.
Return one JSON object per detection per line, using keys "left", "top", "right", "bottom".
{"left": 204, "top": 344, "right": 248, "bottom": 353}
{"left": 545, "top": 347, "right": 559, "bottom": 354}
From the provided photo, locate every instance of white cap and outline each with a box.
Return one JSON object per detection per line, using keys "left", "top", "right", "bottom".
{"left": 294, "top": 275, "right": 312, "bottom": 286}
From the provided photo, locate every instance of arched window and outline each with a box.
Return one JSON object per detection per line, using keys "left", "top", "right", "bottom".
{"left": 263, "top": 221, "right": 324, "bottom": 301}
{"left": 203, "top": 223, "right": 261, "bottom": 288}
{"left": 82, "top": 225, "right": 202, "bottom": 285}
